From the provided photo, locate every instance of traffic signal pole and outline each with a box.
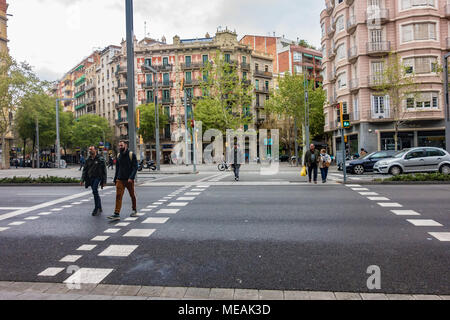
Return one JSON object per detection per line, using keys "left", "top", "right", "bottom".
{"left": 444, "top": 53, "right": 450, "bottom": 152}
{"left": 339, "top": 102, "right": 347, "bottom": 184}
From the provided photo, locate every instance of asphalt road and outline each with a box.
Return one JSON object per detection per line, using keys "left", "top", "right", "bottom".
{"left": 0, "top": 172, "right": 448, "bottom": 295}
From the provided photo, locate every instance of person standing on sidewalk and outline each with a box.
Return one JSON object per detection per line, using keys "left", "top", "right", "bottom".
{"left": 79, "top": 155, "right": 85, "bottom": 171}
{"left": 304, "top": 144, "right": 320, "bottom": 184}
{"left": 319, "top": 149, "right": 332, "bottom": 184}
{"left": 81, "top": 146, "right": 107, "bottom": 216}
{"left": 108, "top": 141, "right": 138, "bottom": 221}
{"left": 232, "top": 142, "right": 241, "bottom": 181}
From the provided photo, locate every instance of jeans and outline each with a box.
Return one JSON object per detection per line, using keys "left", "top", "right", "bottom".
{"left": 320, "top": 167, "right": 329, "bottom": 182}
{"left": 90, "top": 178, "right": 102, "bottom": 210}
{"left": 308, "top": 164, "right": 318, "bottom": 182}
{"left": 114, "top": 180, "right": 137, "bottom": 214}
{"left": 233, "top": 165, "right": 241, "bottom": 179}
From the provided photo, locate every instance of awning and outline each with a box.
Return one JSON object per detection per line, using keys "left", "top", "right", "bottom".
{"left": 315, "top": 56, "right": 322, "bottom": 60}
{"left": 304, "top": 54, "right": 313, "bottom": 58}
{"left": 75, "top": 65, "right": 84, "bottom": 72}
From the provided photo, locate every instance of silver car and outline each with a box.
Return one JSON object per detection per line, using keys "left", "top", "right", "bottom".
{"left": 373, "top": 147, "right": 450, "bottom": 176}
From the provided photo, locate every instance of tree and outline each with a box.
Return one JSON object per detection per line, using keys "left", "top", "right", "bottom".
{"left": 72, "top": 114, "right": 112, "bottom": 151}
{"left": 137, "top": 103, "right": 169, "bottom": 143}
{"left": 298, "top": 39, "right": 317, "bottom": 50}
{"left": 373, "top": 53, "right": 419, "bottom": 151}
{"left": 194, "top": 51, "right": 253, "bottom": 134}
{"left": 265, "top": 72, "right": 326, "bottom": 159}
{"left": 0, "top": 52, "right": 41, "bottom": 168}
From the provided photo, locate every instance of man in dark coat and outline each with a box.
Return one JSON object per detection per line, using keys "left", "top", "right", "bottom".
{"left": 81, "top": 146, "right": 107, "bottom": 216}
{"left": 304, "top": 144, "right": 320, "bottom": 184}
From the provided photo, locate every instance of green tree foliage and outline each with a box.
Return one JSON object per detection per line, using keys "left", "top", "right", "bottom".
{"left": 297, "top": 39, "right": 317, "bottom": 50}
{"left": 194, "top": 51, "right": 253, "bottom": 133}
{"left": 71, "top": 114, "right": 111, "bottom": 150}
{"left": 137, "top": 103, "right": 169, "bottom": 143}
{"left": 373, "top": 53, "right": 419, "bottom": 151}
{"left": 265, "top": 73, "right": 325, "bottom": 155}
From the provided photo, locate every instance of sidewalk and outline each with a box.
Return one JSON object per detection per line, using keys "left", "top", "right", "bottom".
{"left": 0, "top": 281, "right": 447, "bottom": 300}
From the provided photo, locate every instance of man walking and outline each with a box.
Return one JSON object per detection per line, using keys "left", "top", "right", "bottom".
{"left": 232, "top": 142, "right": 241, "bottom": 181}
{"left": 108, "top": 140, "right": 138, "bottom": 221}
{"left": 79, "top": 155, "right": 85, "bottom": 171}
{"left": 81, "top": 146, "right": 107, "bottom": 216}
{"left": 304, "top": 144, "right": 320, "bottom": 184}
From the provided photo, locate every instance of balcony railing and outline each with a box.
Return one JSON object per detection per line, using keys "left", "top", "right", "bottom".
{"left": 180, "top": 62, "right": 203, "bottom": 69}
{"left": 158, "top": 81, "right": 174, "bottom": 87}
{"left": 254, "top": 70, "right": 273, "bottom": 78}
{"left": 371, "top": 108, "right": 391, "bottom": 120}
{"left": 85, "top": 83, "right": 96, "bottom": 91}
{"left": 349, "top": 78, "right": 359, "bottom": 92}
{"left": 118, "top": 99, "right": 128, "bottom": 106}
{"left": 366, "top": 8, "right": 389, "bottom": 24}
{"left": 367, "top": 75, "right": 384, "bottom": 88}
{"left": 117, "top": 82, "right": 127, "bottom": 89}
{"left": 241, "top": 62, "right": 250, "bottom": 70}
{"left": 348, "top": 46, "right": 358, "bottom": 62}
{"left": 184, "top": 79, "right": 201, "bottom": 86}
{"left": 347, "top": 15, "right": 357, "bottom": 34}
{"left": 366, "top": 41, "right": 391, "bottom": 55}
{"left": 327, "top": 24, "right": 335, "bottom": 37}
{"left": 115, "top": 118, "right": 128, "bottom": 125}
{"left": 161, "top": 98, "right": 174, "bottom": 105}
{"left": 141, "top": 82, "right": 155, "bottom": 89}
{"left": 346, "top": 0, "right": 354, "bottom": 5}
{"left": 255, "top": 87, "right": 270, "bottom": 94}
{"left": 325, "top": 0, "right": 334, "bottom": 14}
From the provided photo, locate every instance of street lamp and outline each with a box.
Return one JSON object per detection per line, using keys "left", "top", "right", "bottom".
{"left": 55, "top": 98, "right": 75, "bottom": 169}
{"left": 141, "top": 64, "right": 161, "bottom": 171}
{"left": 443, "top": 53, "right": 450, "bottom": 152}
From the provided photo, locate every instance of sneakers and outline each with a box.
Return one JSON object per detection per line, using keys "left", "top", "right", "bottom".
{"left": 130, "top": 210, "right": 138, "bottom": 218}
{"left": 107, "top": 213, "right": 121, "bottom": 221}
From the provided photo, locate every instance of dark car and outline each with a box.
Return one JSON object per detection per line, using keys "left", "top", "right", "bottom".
{"left": 346, "top": 150, "right": 397, "bottom": 175}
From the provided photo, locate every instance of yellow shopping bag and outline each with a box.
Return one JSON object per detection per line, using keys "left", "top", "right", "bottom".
{"left": 301, "top": 166, "right": 307, "bottom": 177}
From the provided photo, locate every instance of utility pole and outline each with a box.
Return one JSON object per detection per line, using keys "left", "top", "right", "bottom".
{"left": 55, "top": 99, "right": 61, "bottom": 168}
{"left": 155, "top": 74, "right": 161, "bottom": 171}
{"left": 294, "top": 118, "right": 299, "bottom": 166}
{"left": 183, "top": 87, "right": 189, "bottom": 166}
{"left": 125, "top": 0, "right": 137, "bottom": 155}
{"left": 303, "top": 69, "right": 310, "bottom": 147}
{"left": 36, "top": 118, "right": 39, "bottom": 169}
{"left": 444, "top": 53, "right": 450, "bottom": 152}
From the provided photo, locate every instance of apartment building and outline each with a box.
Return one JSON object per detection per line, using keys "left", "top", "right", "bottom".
{"left": 115, "top": 28, "right": 274, "bottom": 161}
{"left": 74, "top": 52, "right": 100, "bottom": 118}
{"left": 321, "top": 0, "right": 447, "bottom": 155}
{"left": 0, "top": 0, "right": 10, "bottom": 168}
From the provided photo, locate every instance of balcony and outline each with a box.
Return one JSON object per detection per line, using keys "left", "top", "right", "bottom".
{"left": 117, "top": 82, "right": 127, "bottom": 90}
{"left": 86, "top": 96, "right": 96, "bottom": 105}
{"left": 155, "top": 64, "right": 174, "bottom": 72}
{"left": 118, "top": 99, "right": 128, "bottom": 107}
{"left": 328, "top": 48, "right": 336, "bottom": 61}
{"left": 327, "top": 24, "right": 335, "bottom": 37}
{"left": 254, "top": 70, "right": 273, "bottom": 79}
{"left": 257, "top": 114, "right": 267, "bottom": 124}
{"left": 446, "top": 5, "right": 450, "bottom": 18}
{"left": 141, "top": 82, "right": 155, "bottom": 89}
{"left": 325, "top": 0, "right": 334, "bottom": 14}
{"left": 329, "top": 70, "right": 336, "bottom": 83}
{"left": 120, "top": 135, "right": 129, "bottom": 141}
{"left": 180, "top": 62, "right": 203, "bottom": 70}
{"left": 348, "top": 46, "right": 358, "bottom": 63}
{"left": 85, "top": 83, "right": 95, "bottom": 91}
{"left": 158, "top": 81, "right": 174, "bottom": 88}
{"left": 140, "top": 98, "right": 154, "bottom": 105}
{"left": 367, "top": 75, "right": 384, "bottom": 88}
{"left": 347, "top": 15, "right": 357, "bottom": 34}
{"left": 161, "top": 97, "right": 174, "bottom": 105}
{"left": 74, "top": 91, "right": 85, "bottom": 99}
{"left": 349, "top": 78, "right": 359, "bottom": 92}
{"left": 255, "top": 87, "right": 270, "bottom": 94}
{"left": 115, "top": 118, "right": 128, "bottom": 126}
{"left": 117, "top": 66, "right": 127, "bottom": 74}
{"left": 345, "top": 0, "right": 354, "bottom": 5}
{"left": 371, "top": 108, "right": 391, "bottom": 120}
{"left": 366, "top": 41, "right": 391, "bottom": 56}
{"left": 184, "top": 79, "right": 201, "bottom": 87}
{"left": 366, "top": 8, "right": 389, "bottom": 25}
{"left": 241, "top": 62, "right": 250, "bottom": 70}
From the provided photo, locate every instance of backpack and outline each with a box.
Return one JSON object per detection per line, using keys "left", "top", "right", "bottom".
{"left": 118, "top": 151, "right": 133, "bottom": 161}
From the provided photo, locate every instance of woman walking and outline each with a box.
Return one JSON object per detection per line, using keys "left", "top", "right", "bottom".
{"left": 319, "top": 149, "right": 332, "bottom": 184}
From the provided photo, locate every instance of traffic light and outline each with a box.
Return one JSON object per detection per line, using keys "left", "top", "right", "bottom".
{"left": 342, "top": 113, "right": 351, "bottom": 129}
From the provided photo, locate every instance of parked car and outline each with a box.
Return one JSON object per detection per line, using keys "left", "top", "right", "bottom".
{"left": 373, "top": 147, "right": 450, "bottom": 176}
{"left": 279, "top": 155, "right": 290, "bottom": 162}
{"left": 345, "top": 150, "right": 397, "bottom": 175}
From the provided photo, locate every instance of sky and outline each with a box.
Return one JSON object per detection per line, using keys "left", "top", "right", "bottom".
{"left": 7, "top": 0, "right": 324, "bottom": 82}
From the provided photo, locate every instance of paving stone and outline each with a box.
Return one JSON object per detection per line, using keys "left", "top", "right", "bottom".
{"left": 387, "top": 294, "right": 416, "bottom": 300}
{"left": 16, "top": 292, "right": 52, "bottom": 300}
{"left": 413, "top": 295, "right": 441, "bottom": 300}
{"left": 258, "top": 290, "right": 284, "bottom": 300}
{"left": 91, "top": 284, "right": 119, "bottom": 295}
{"left": 113, "top": 296, "right": 148, "bottom": 300}
{"left": 43, "top": 283, "right": 70, "bottom": 294}
{"left": 184, "top": 288, "right": 211, "bottom": 299}
{"left": 8, "top": 282, "right": 35, "bottom": 292}
{"left": 0, "top": 291, "right": 22, "bottom": 299}
{"left": 334, "top": 292, "right": 362, "bottom": 300}
{"left": 234, "top": 289, "right": 259, "bottom": 300}
{"left": 0, "top": 282, "right": 14, "bottom": 290}
{"left": 360, "top": 293, "right": 388, "bottom": 300}
{"left": 439, "top": 296, "right": 450, "bottom": 300}
{"left": 137, "top": 286, "right": 164, "bottom": 297}
{"left": 209, "top": 288, "right": 234, "bottom": 300}
{"left": 44, "top": 293, "right": 82, "bottom": 300}
{"left": 284, "top": 291, "right": 310, "bottom": 300}
{"left": 160, "top": 287, "right": 188, "bottom": 299}
{"left": 77, "top": 295, "right": 114, "bottom": 300}
{"left": 308, "top": 291, "right": 336, "bottom": 300}
{"left": 113, "top": 285, "right": 141, "bottom": 296}
{"left": 26, "top": 282, "right": 54, "bottom": 293}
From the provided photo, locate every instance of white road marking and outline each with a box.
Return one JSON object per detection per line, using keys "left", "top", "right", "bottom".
{"left": 407, "top": 220, "right": 443, "bottom": 227}
{"left": 159, "top": 200, "right": 168, "bottom": 202}
{"left": 104, "top": 228, "right": 121, "bottom": 234}
{"left": 8, "top": 221, "right": 25, "bottom": 226}
{"left": 157, "top": 209, "right": 180, "bottom": 214}
{"left": 25, "top": 216, "right": 40, "bottom": 220}
{"left": 0, "top": 207, "right": 27, "bottom": 210}
{"left": 81, "top": 200, "right": 89, "bottom": 202}
{"left": 141, "top": 209, "right": 153, "bottom": 212}
{"left": 196, "top": 186, "right": 210, "bottom": 188}
{"left": 38, "top": 212, "right": 52, "bottom": 216}
{"left": 125, "top": 217, "right": 138, "bottom": 221}
{"left": 191, "top": 189, "right": 206, "bottom": 192}
{"left": 59, "top": 255, "right": 82, "bottom": 263}
{"left": 168, "top": 202, "right": 188, "bottom": 207}
{"left": 428, "top": 232, "right": 450, "bottom": 242}
{"left": 116, "top": 222, "right": 130, "bottom": 227}
{"left": 391, "top": 210, "right": 421, "bottom": 216}
{"left": 38, "top": 267, "right": 65, "bottom": 277}
{"left": 142, "top": 217, "right": 170, "bottom": 224}
{"left": 77, "top": 245, "right": 97, "bottom": 251}
{"left": 64, "top": 268, "right": 114, "bottom": 285}
{"left": 378, "top": 203, "right": 403, "bottom": 208}
{"left": 359, "top": 192, "right": 379, "bottom": 196}
{"left": 177, "top": 197, "right": 195, "bottom": 201}
{"left": 0, "top": 227, "right": 9, "bottom": 232}
{"left": 153, "top": 202, "right": 163, "bottom": 205}
{"left": 91, "top": 236, "right": 110, "bottom": 241}
{"left": 71, "top": 202, "right": 82, "bottom": 205}
{"left": 352, "top": 188, "right": 369, "bottom": 191}
{"left": 367, "top": 197, "right": 390, "bottom": 201}
{"left": 146, "top": 206, "right": 157, "bottom": 208}
{"left": 123, "top": 229, "right": 156, "bottom": 238}
{"left": 62, "top": 205, "right": 73, "bottom": 208}
{"left": 185, "top": 192, "right": 201, "bottom": 196}
{"left": 98, "top": 245, "right": 138, "bottom": 257}
{"left": 0, "top": 187, "right": 116, "bottom": 221}
{"left": 346, "top": 185, "right": 361, "bottom": 187}
{"left": 51, "top": 208, "right": 63, "bottom": 212}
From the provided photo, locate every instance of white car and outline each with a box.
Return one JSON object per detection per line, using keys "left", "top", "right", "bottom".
{"left": 373, "top": 147, "right": 450, "bottom": 176}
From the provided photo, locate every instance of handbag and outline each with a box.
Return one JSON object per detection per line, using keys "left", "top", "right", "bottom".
{"left": 301, "top": 166, "right": 307, "bottom": 177}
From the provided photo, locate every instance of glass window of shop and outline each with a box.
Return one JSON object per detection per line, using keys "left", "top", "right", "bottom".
{"left": 380, "top": 132, "right": 414, "bottom": 151}
{"left": 418, "top": 131, "right": 445, "bottom": 149}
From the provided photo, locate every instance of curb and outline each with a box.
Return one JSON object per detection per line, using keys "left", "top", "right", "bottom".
{"left": 342, "top": 181, "right": 450, "bottom": 185}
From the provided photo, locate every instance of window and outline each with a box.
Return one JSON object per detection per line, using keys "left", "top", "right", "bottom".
{"left": 404, "top": 56, "right": 437, "bottom": 74}
{"left": 336, "top": 43, "right": 346, "bottom": 60}
{"left": 406, "top": 150, "right": 426, "bottom": 159}
{"left": 426, "top": 148, "right": 445, "bottom": 157}
{"left": 255, "top": 79, "right": 259, "bottom": 90}
{"left": 185, "top": 56, "right": 191, "bottom": 67}
{"left": 163, "top": 90, "right": 170, "bottom": 100}
{"left": 293, "top": 52, "right": 302, "bottom": 62}
{"left": 372, "top": 95, "right": 390, "bottom": 115}
{"left": 185, "top": 71, "right": 192, "bottom": 83}
{"left": 401, "top": 0, "right": 435, "bottom": 10}
{"left": 337, "top": 72, "right": 347, "bottom": 89}
{"left": 255, "top": 63, "right": 259, "bottom": 71}
{"left": 163, "top": 73, "right": 170, "bottom": 84}
{"left": 265, "top": 81, "right": 269, "bottom": 90}
{"left": 336, "top": 15, "right": 345, "bottom": 32}
{"left": 224, "top": 54, "right": 231, "bottom": 63}
{"left": 242, "top": 56, "right": 247, "bottom": 64}
{"left": 402, "top": 23, "right": 437, "bottom": 42}
{"left": 406, "top": 92, "right": 439, "bottom": 109}
{"left": 145, "top": 58, "right": 152, "bottom": 67}
{"left": 163, "top": 57, "right": 169, "bottom": 66}
{"left": 202, "top": 55, "right": 209, "bottom": 64}
{"left": 243, "top": 72, "right": 247, "bottom": 80}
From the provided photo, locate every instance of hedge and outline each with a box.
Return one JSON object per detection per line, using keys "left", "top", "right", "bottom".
{"left": 379, "top": 173, "right": 450, "bottom": 182}
{"left": 0, "top": 176, "right": 80, "bottom": 184}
